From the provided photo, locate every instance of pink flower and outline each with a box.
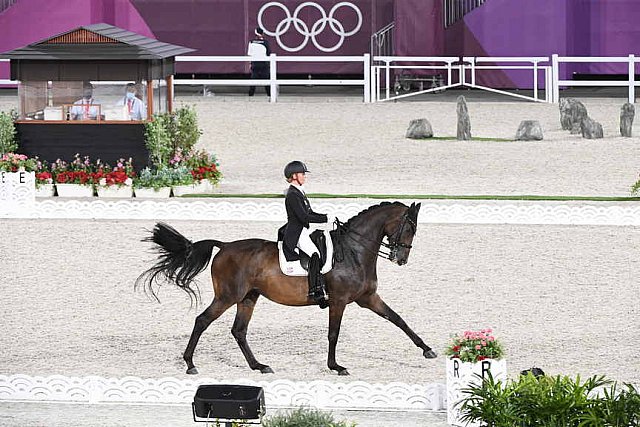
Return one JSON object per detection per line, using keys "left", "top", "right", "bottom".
{"left": 481, "top": 340, "right": 487, "bottom": 346}
{"left": 475, "top": 345, "right": 481, "bottom": 350}
{"left": 488, "top": 336, "right": 495, "bottom": 342}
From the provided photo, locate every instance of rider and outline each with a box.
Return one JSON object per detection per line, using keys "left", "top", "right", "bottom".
{"left": 279, "top": 161, "right": 329, "bottom": 308}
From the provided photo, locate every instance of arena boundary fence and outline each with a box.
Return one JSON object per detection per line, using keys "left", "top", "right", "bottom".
{"left": 552, "top": 54, "right": 639, "bottom": 104}
{"left": 5, "top": 55, "right": 640, "bottom": 103}
{"left": 371, "top": 56, "right": 551, "bottom": 103}
{"left": 174, "top": 54, "right": 371, "bottom": 103}
{"left": 0, "top": 374, "right": 446, "bottom": 411}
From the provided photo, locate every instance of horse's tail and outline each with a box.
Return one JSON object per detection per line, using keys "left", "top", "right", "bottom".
{"left": 136, "top": 222, "right": 225, "bottom": 304}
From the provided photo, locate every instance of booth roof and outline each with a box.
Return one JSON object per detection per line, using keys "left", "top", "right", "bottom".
{"left": 0, "top": 23, "right": 196, "bottom": 60}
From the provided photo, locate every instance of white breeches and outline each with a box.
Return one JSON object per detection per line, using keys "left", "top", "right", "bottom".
{"left": 296, "top": 227, "right": 319, "bottom": 258}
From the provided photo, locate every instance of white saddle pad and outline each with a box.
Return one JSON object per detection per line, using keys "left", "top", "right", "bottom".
{"left": 278, "top": 230, "right": 334, "bottom": 276}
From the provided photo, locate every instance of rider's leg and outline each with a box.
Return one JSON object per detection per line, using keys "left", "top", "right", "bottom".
{"left": 297, "top": 230, "right": 328, "bottom": 307}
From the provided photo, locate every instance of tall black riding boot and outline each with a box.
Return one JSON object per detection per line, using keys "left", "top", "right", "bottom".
{"left": 307, "top": 253, "right": 328, "bottom": 309}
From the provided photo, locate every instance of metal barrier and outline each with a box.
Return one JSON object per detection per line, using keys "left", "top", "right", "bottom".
{"left": 371, "top": 56, "right": 459, "bottom": 102}
{"left": 552, "top": 54, "right": 638, "bottom": 103}
{"left": 444, "top": 0, "right": 487, "bottom": 28}
{"left": 371, "top": 22, "right": 394, "bottom": 60}
{"left": 464, "top": 57, "right": 551, "bottom": 103}
{"left": 372, "top": 56, "right": 551, "bottom": 103}
{"left": 174, "top": 54, "right": 371, "bottom": 103}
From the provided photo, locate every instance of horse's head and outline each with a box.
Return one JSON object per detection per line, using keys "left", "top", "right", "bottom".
{"left": 385, "top": 202, "right": 421, "bottom": 266}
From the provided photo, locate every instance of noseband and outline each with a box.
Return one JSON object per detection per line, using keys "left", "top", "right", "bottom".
{"left": 334, "top": 213, "right": 416, "bottom": 261}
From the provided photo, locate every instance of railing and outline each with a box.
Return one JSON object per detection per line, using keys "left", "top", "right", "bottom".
{"left": 552, "top": 54, "right": 639, "bottom": 103}
{"left": 371, "top": 22, "right": 394, "bottom": 61}
{"left": 464, "top": 57, "right": 551, "bottom": 103}
{"left": 174, "top": 54, "right": 371, "bottom": 103}
{"left": 444, "top": 0, "right": 487, "bottom": 28}
{"left": 371, "top": 56, "right": 459, "bottom": 102}
{"left": 372, "top": 56, "right": 551, "bottom": 103}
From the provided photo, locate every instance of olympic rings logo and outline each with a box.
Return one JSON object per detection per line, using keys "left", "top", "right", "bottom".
{"left": 257, "top": 1, "right": 363, "bottom": 53}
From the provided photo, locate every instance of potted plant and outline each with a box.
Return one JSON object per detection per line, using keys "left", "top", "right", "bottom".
{"left": 34, "top": 157, "right": 55, "bottom": 197}
{"left": 170, "top": 149, "right": 222, "bottom": 195}
{"left": 93, "top": 158, "right": 135, "bottom": 198}
{"left": 445, "top": 329, "right": 506, "bottom": 427}
{"left": 169, "top": 165, "right": 197, "bottom": 197}
{"left": 51, "top": 154, "right": 95, "bottom": 197}
{"left": 133, "top": 166, "right": 173, "bottom": 198}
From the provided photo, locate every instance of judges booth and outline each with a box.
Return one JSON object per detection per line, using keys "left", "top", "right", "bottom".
{"left": 0, "top": 23, "right": 194, "bottom": 170}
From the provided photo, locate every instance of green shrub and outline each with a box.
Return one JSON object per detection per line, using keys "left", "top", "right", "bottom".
{"left": 459, "top": 373, "right": 639, "bottom": 427}
{"left": 262, "top": 407, "right": 356, "bottom": 427}
{"left": 175, "top": 105, "right": 202, "bottom": 154}
{"left": 144, "top": 114, "right": 173, "bottom": 168}
{"left": 0, "top": 110, "right": 18, "bottom": 154}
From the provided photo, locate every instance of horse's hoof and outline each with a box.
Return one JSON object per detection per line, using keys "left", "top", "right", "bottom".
{"left": 186, "top": 367, "right": 199, "bottom": 375}
{"left": 423, "top": 349, "right": 438, "bottom": 359}
{"left": 260, "top": 366, "right": 274, "bottom": 374}
{"left": 338, "top": 369, "right": 350, "bottom": 376}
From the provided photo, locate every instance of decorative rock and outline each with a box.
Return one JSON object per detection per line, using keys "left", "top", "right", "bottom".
{"left": 456, "top": 95, "right": 471, "bottom": 140}
{"left": 405, "top": 118, "right": 434, "bottom": 139}
{"left": 620, "top": 103, "right": 635, "bottom": 137}
{"left": 581, "top": 117, "right": 604, "bottom": 139}
{"left": 559, "top": 98, "right": 572, "bottom": 130}
{"left": 515, "top": 120, "right": 544, "bottom": 141}
{"left": 568, "top": 99, "right": 588, "bottom": 134}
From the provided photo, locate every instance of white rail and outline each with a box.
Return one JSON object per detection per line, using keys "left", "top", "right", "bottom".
{"left": 552, "top": 54, "right": 638, "bottom": 103}
{"left": 372, "top": 56, "right": 551, "bottom": 103}
{"left": 175, "top": 54, "right": 371, "bottom": 103}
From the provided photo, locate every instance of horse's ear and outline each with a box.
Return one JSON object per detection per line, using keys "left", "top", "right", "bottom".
{"left": 416, "top": 202, "right": 421, "bottom": 212}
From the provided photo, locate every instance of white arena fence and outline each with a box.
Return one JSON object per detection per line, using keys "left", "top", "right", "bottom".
{"left": 3, "top": 55, "right": 640, "bottom": 103}
{"left": 174, "top": 54, "right": 371, "bottom": 103}
{"left": 552, "top": 54, "right": 640, "bottom": 104}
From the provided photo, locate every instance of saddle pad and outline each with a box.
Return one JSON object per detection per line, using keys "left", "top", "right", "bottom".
{"left": 278, "top": 230, "right": 334, "bottom": 277}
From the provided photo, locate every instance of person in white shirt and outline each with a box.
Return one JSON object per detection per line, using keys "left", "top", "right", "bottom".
{"left": 116, "top": 83, "right": 147, "bottom": 120}
{"left": 69, "top": 83, "right": 101, "bottom": 120}
{"left": 247, "top": 27, "right": 271, "bottom": 97}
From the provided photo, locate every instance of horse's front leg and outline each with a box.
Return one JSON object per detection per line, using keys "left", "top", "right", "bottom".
{"left": 327, "top": 301, "right": 350, "bottom": 375}
{"left": 356, "top": 292, "right": 437, "bottom": 359}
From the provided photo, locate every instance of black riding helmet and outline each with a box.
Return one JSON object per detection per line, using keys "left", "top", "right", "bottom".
{"left": 284, "top": 160, "right": 309, "bottom": 179}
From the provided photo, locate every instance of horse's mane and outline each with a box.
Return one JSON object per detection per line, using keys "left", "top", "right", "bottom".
{"left": 341, "top": 201, "right": 406, "bottom": 229}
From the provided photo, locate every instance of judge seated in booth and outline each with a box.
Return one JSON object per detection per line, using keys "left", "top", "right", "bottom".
{"left": 116, "top": 83, "right": 147, "bottom": 121}
{"left": 69, "top": 82, "right": 102, "bottom": 120}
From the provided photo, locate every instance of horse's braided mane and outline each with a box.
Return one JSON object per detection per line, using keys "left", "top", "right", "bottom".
{"left": 342, "top": 201, "right": 405, "bottom": 229}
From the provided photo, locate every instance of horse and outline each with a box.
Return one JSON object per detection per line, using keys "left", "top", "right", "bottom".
{"left": 136, "top": 201, "right": 437, "bottom": 376}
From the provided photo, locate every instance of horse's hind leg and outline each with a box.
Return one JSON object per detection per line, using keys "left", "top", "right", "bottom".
{"left": 231, "top": 290, "right": 273, "bottom": 374}
{"left": 356, "top": 292, "right": 437, "bottom": 359}
{"left": 183, "top": 297, "right": 235, "bottom": 374}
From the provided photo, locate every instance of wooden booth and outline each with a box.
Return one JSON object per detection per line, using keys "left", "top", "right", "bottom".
{"left": 0, "top": 23, "right": 194, "bottom": 170}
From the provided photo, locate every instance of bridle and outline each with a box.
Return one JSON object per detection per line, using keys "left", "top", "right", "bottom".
{"left": 334, "top": 212, "right": 417, "bottom": 262}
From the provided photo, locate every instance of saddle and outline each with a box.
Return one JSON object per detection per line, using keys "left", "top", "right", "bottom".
{"left": 277, "top": 229, "right": 334, "bottom": 276}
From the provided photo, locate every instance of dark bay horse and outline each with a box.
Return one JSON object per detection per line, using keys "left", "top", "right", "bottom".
{"left": 137, "top": 201, "right": 437, "bottom": 375}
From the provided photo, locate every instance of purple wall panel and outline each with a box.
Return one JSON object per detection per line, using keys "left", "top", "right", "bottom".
{"left": 394, "top": 0, "right": 443, "bottom": 57}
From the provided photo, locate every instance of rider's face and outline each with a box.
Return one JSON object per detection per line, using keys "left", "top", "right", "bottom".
{"left": 294, "top": 172, "right": 306, "bottom": 185}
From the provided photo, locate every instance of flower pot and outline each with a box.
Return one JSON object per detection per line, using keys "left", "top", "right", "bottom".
{"left": 134, "top": 187, "right": 171, "bottom": 198}
{"left": 446, "top": 358, "right": 507, "bottom": 427}
{"left": 172, "top": 181, "right": 214, "bottom": 197}
{"left": 35, "top": 183, "right": 55, "bottom": 197}
{"left": 55, "top": 183, "right": 94, "bottom": 198}
{"left": 96, "top": 185, "right": 133, "bottom": 198}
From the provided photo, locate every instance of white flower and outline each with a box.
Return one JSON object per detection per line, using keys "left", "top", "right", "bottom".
{"left": 99, "top": 178, "right": 106, "bottom": 186}
{"left": 124, "top": 178, "right": 132, "bottom": 186}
